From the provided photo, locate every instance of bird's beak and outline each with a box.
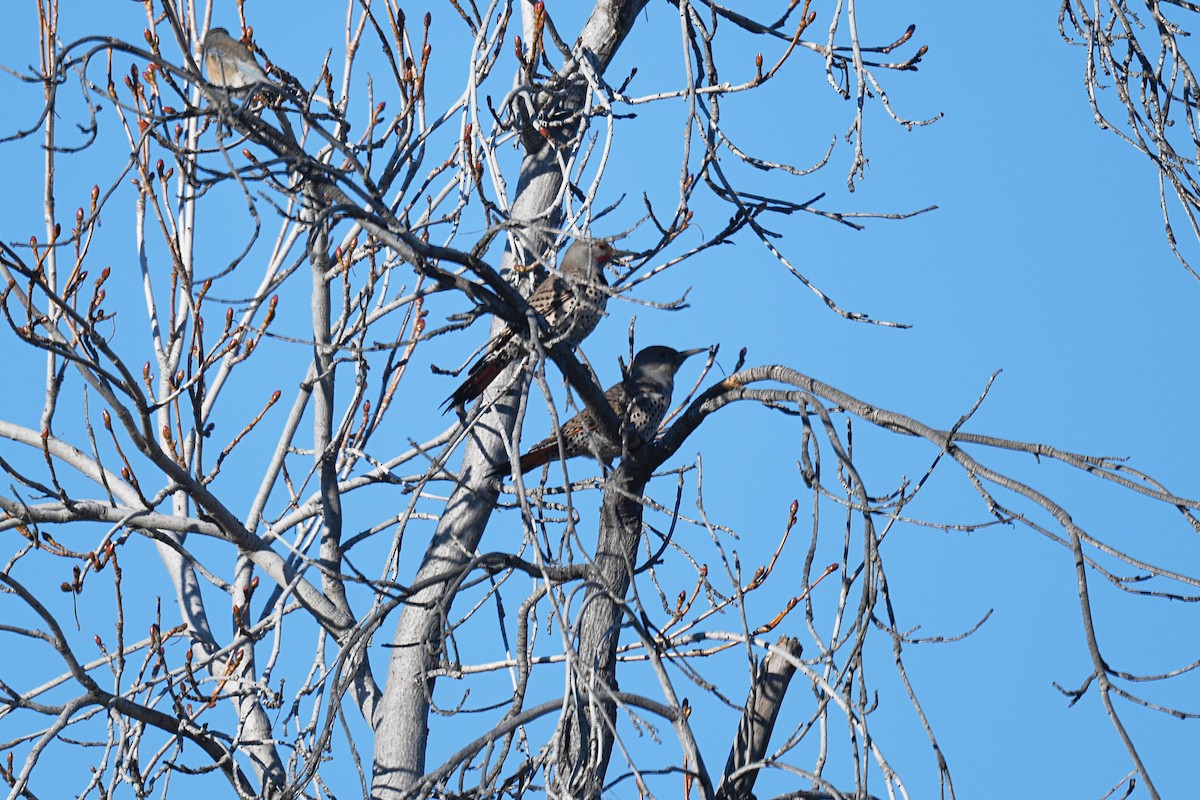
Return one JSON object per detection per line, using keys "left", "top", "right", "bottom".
{"left": 677, "top": 347, "right": 708, "bottom": 362}
{"left": 604, "top": 247, "right": 637, "bottom": 264}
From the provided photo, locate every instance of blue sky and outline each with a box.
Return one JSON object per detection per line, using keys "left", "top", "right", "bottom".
{"left": 1, "top": 2, "right": 1197, "bottom": 798}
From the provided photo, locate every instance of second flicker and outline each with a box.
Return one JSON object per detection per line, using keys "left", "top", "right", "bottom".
{"left": 492, "top": 345, "right": 706, "bottom": 476}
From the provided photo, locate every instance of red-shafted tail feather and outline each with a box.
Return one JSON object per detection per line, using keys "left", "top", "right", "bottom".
{"left": 491, "top": 407, "right": 608, "bottom": 478}
{"left": 440, "top": 352, "right": 507, "bottom": 413}
{"left": 517, "top": 443, "right": 559, "bottom": 475}
{"left": 490, "top": 441, "right": 560, "bottom": 478}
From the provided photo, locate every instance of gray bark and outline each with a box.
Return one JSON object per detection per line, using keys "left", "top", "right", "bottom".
{"left": 718, "top": 636, "right": 803, "bottom": 800}
{"left": 370, "top": 4, "right": 649, "bottom": 797}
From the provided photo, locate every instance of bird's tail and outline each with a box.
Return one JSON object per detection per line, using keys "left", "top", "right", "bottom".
{"left": 441, "top": 358, "right": 504, "bottom": 414}
{"left": 490, "top": 442, "right": 558, "bottom": 478}
{"left": 517, "top": 446, "right": 558, "bottom": 475}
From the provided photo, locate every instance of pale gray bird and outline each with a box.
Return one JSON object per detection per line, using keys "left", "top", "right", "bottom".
{"left": 203, "top": 27, "right": 272, "bottom": 91}
{"left": 442, "top": 240, "right": 617, "bottom": 412}
{"left": 493, "top": 345, "right": 706, "bottom": 476}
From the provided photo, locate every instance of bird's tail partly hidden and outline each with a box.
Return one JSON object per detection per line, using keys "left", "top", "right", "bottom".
{"left": 441, "top": 359, "right": 504, "bottom": 414}
{"left": 490, "top": 442, "right": 558, "bottom": 479}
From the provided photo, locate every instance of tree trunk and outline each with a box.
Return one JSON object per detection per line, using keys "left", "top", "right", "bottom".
{"left": 370, "top": 5, "right": 649, "bottom": 795}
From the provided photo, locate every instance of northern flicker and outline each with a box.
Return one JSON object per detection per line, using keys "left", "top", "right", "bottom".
{"left": 442, "top": 240, "right": 616, "bottom": 413}
{"left": 493, "top": 345, "right": 706, "bottom": 476}
{"left": 203, "top": 28, "right": 273, "bottom": 91}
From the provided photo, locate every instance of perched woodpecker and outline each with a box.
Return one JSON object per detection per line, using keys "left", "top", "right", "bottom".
{"left": 494, "top": 345, "right": 706, "bottom": 476}
{"left": 442, "top": 240, "right": 616, "bottom": 413}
